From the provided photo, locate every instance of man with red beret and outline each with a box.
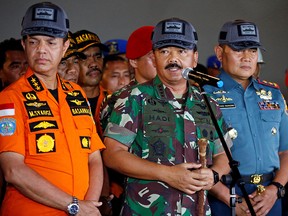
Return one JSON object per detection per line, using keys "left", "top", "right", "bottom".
{"left": 99, "top": 25, "right": 157, "bottom": 215}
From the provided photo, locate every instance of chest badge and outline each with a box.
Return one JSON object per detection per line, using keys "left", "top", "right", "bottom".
{"left": 256, "top": 89, "right": 272, "bottom": 100}
{"left": 37, "top": 134, "right": 55, "bottom": 153}
{"left": 258, "top": 101, "right": 280, "bottom": 110}
{"left": 271, "top": 127, "right": 277, "bottom": 135}
{"left": 216, "top": 95, "right": 233, "bottom": 103}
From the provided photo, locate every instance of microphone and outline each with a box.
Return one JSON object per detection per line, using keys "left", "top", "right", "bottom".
{"left": 182, "top": 67, "right": 224, "bottom": 88}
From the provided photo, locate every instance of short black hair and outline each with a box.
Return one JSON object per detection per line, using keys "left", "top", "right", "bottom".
{"left": 103, "top": 55, "right": 127, "bottom": 69}
{"left": 0, "top": 38, "right": 24, "bottom": 69}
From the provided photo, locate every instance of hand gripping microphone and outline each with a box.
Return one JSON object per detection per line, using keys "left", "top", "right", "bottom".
{"left": 182, "top": 67, "right": 224, "bottom": 88}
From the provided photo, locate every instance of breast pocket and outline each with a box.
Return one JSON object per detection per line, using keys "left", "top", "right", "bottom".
{"left": 27, "top": 131, "right": 62, "bottom": 155}
{"left": 260, "top": 111, "right": 281, "bottom": 135}
{"left": 143, "top": 120, "right": 176, "bottom": 163}
{"left": 27, "top": 119, "right": 62, "bottom": 155}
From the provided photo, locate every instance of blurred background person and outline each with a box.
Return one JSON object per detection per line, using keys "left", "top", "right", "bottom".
{"left": 58, "top": 31, "right": 85, "bottom": 83}
{"left": 100, "top": 55, "right": 131, "bottom": 94}
{"left": 126, "top": 25, "right": 156, "bottom": 84}
{"left": 75, "top": 30, "right": 113, "bottom": 215}
{"left": 104, "top": 39, "right": 127, "bottom": 60}
{"left": 75, "top": 29, "right": 108, "bottom": 127}
{"left": 206, "top": 55, "right": 221, "bottom": 77}
{"left": 0, "top": 38, "right": 28, "bottom": 91}
{"left": 99, "top": 25, "right": 156, "bottom": 216}
{"left": 253, "top": 48, "right": 265, "bottom": 78}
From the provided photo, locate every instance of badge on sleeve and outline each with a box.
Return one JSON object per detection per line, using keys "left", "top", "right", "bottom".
{"left": 0, "top": 118, "right": 16, "bottom": 136}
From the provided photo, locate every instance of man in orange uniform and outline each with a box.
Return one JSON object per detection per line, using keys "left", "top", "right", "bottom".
{"left": 0, "top": 2, "right": 104, "bottom": 215}
{"left": 75, "top": 30, "right": 108, "bottom": 139}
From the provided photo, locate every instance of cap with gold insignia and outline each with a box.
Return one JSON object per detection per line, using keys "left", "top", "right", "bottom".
{"left": 73, "top": 30, "right": 108, "bottom": 53}
{"left": 63, "top": 31, "right": 86, "bottom": 60}
{"left": 104, "top": 39, "right": 127, "bottom": 57}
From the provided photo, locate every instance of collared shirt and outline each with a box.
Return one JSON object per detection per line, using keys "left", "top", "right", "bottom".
{"left": 100, "top": 79, "right": 138, "bottom": 138}
{"left": 0, "top": 67, "right": 105, "bottom": 215}
{"left": 204, "top": 70, "right": 288, "bottom": 175}
{"left": 104, "top": 75, "right": 231, "bottom": 215}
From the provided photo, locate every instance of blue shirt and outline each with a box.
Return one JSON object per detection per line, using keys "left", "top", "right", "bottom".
{"left": 204, "top": 70, "right": 288, "bottom": 175}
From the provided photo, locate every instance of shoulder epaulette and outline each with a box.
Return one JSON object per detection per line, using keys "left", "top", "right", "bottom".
{"left": 257, "top": 79, "right": 280, "bottom": 89}
{"left": 60, "top": 80, "right": 75, "bottom": 91}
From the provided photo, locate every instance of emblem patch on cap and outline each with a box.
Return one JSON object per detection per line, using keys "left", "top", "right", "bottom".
{"left": 239, "top": 24, "right": 257, "bottom": 36}
{"left": 0, "top": 118, "right": 16, "bottom": 136}
{"left": 34, "top": 8, "right": 55, "bottom": 21}
{"left": 164, "top": 21, "right": 184, "bottom": 34}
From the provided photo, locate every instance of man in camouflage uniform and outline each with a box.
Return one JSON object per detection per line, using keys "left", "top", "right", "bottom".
{"left": 103, "top": 18, "right": 232, "bottom": 215}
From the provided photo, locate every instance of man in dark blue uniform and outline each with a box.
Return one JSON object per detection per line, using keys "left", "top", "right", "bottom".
{"left": 205, "top": 19, "right": 288, "bottom": 216}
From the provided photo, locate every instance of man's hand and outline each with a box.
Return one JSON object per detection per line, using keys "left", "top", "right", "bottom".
{"left": 98, "top": 194, "right": 114, "bottom": 216}
{"left": 248, "top": 185, "right": 278, "bottom": 216}
{"left": 195, "top": 168, "right": 214, "bottom": 190}
{"left": 163, "top": 163, "right": 211, "bottom": 195}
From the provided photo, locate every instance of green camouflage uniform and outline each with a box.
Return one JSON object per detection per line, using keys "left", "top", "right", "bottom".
{"left": 104, "top": 75, "right": 230, "bottom": 216}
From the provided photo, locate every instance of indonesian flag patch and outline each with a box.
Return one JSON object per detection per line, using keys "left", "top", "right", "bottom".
{"left": 0, "top": 103, "right": 15, "bottom": 117}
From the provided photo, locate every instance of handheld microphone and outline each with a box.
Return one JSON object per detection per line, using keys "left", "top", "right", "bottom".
{"left": 182, "top": 67, "right": 224, "bottom": 88}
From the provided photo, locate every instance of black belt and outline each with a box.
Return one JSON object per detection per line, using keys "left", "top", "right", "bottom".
{"left": 240, "top": 172, "right": 275, "bottom": 184}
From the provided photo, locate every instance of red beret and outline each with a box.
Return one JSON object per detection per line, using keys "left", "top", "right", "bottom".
{"left": 126, "top": 26, "right": 154, "bottom": 60}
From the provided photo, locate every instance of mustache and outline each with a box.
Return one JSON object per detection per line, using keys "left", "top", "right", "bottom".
{"left": 165, "top": 63, "right": 182, "bottom": 70}
{"left": 86, "top": 67, "right": 102, "bottom": 76}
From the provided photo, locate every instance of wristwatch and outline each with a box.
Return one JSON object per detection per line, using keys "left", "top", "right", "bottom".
{"left": 270, "top": 182, "right": 285, "bottom": 199}
{"left": 212, "top": 169, "right": 220, "bottom": 185}
{"left": 67, "top": 196, "right": 80, "bottom": 215}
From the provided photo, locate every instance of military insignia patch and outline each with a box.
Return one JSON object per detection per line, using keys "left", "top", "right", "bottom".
{"left": 151, "top": 139, "right": 166, "bottom": 157}
{"left": 80, "top": 136, "right": 90, "bottom": 149}
{"left": 28, "top": 75, "right": 44, "bottom": 92}
{"left": 258, "top": 101, "right": 280, "bottom": 110}
{"left": 29, "top": 120, "right": 58, "bottom": 132}
{"left": 0, "top": 118, "right": 16, "bottom": 136}
{"left": 216, "top": 95, "right": 233, "bottom": 103}
{"left": 256, "top": 89, "right": 272, "bottom": 100}
{"left": 66, "top": 90, "right": 90, "bottom": 116}
{"left": 22, "top": 91, "right": 38, "bottom": 101}
{"left": 36, "top": 133, "right": 56, "bottom": 153}
{"left": 257, "top": 79, "right": 279, "bottom": 89}
{"left": 213, "top": 90, "right": 227, "bottom": 94}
